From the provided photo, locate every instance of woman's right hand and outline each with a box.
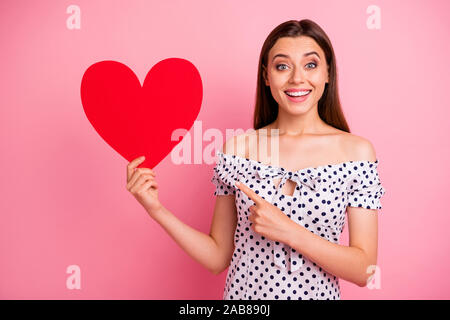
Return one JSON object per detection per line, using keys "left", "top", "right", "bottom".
{"left": 126, "top": 156, "right": 162, "bottom": 217}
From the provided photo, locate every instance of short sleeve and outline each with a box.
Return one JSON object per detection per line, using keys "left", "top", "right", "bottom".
{"left": 211, "top": 170, "right": 236, "bottom": 196}
{"left": 210, "top": 151, "right": 238, "bottom": 196}
{"left": 346, "top": 160, "right": 386, "bottom": 210}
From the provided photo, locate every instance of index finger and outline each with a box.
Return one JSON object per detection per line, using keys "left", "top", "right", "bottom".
{"left": 235, "top": 181, "right": 263, "bottom": 205}
{"left": 127, "top": 156, "right": 146, "bottom": 180}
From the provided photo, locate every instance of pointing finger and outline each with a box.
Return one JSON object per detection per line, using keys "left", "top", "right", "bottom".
{"left": 235, "top": 181, "right": 263, "bottom": 205}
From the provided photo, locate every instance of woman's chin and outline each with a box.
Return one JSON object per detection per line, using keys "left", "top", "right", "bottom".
{"left": 282, "top": 103, "right": 312, "bottom": 115}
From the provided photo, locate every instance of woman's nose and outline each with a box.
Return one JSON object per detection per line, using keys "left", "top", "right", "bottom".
{"left": 289, "top": 66, "right": 306, "bottom": 83}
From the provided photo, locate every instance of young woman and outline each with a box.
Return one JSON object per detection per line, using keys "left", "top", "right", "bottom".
{"left": 126, "top": 19, "right": 386, "bottom": 300}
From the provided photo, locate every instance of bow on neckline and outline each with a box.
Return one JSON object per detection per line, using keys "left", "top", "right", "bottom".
{"left": 254, "top": 165, "right": 323, "bottom": 273}
{"left": 255, "top": 165, "right": 323, "bottom": 192}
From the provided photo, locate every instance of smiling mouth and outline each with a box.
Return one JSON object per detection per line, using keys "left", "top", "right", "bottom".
{"left": 284, "top": 90, "right": 312, "bottom": 102}
{"left": 284, "top": 90, "right": 311, "bottom": 97}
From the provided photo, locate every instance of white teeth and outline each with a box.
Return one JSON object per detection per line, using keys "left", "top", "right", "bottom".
{"left": 285, "top": 90, "right": 310, "bottom": 97}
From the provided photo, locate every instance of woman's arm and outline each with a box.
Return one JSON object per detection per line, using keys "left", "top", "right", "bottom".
{"left": 286, "top": 208, "right": 377, "bottom": 287}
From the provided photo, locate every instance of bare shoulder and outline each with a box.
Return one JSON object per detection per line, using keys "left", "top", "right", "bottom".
{"left": 339, "top": 132, "right": 377, "bottom": 162}
{"left": 220, "top": 131, "right": 255, "bottom": 158}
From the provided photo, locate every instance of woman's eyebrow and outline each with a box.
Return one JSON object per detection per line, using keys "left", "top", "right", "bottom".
{"left": 272, "top": 51, "right": 320, "bottom": 61}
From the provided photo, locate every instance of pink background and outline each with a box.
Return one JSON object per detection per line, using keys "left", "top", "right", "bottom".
{"left": 1, "top": 0, "right": 449, "bottom": 299}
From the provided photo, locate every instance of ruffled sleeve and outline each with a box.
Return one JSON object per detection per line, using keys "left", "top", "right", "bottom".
{"left": 211, "top": 151, "right": 240, "bottom": 196}
{"left": 346, "top": 160, "right": 386, "bottom": 209}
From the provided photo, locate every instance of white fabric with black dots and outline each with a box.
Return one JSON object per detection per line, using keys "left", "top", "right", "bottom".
{"left": 211, "top": 150, "right": 386, "bottom": 300}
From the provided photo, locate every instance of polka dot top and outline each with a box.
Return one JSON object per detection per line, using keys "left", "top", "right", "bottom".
{"left": 211, "top": 150, "right": 386, "bottom": 300}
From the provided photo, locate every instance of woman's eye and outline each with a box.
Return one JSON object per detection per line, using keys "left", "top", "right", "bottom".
{"left": 276, "top": 62, "right": 317, "bottom": 71}
{"left": 306, "top": 62, "right": 317, "bottom": 69}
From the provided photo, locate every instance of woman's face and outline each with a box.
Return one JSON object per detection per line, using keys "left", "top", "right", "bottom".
{"left": 263, "top": 36, "right": 329, "bottom": 115}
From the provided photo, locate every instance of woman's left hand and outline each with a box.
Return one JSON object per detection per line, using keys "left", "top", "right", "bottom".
{"left": 235, "top": 181, "right": 296, "bottom": 245}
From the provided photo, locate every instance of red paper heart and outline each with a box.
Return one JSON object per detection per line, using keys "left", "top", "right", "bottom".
{"left": 80, "top": 58, "right": 203, "bottom": 169}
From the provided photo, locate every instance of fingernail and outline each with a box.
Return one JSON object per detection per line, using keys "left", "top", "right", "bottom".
{"left": 235, "top": 181, "right": 240, "bottom": 186}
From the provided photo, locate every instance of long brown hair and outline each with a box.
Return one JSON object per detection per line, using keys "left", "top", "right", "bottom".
{"left": 253, "top": 19, "right": 350, "bottom": 133}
